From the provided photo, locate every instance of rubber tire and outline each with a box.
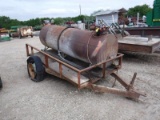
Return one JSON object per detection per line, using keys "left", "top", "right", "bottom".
{"left": 27, "top": 56, "right": 45, "bottom": 82}
{"left": 0, "top": 77, "right": 2, "bottom": 89}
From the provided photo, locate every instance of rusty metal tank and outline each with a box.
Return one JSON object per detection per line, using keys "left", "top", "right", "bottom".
{"left": 39, "top": 25, "right": 118, "bottom": 64}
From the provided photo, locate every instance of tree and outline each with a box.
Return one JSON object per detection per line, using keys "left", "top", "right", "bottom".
{"left": 54, "top": 17, "right": 65, "bottom": 25}
{"left": 0, "top": 14, "right": 95, "bottom": 29}
{"left": 72, "top": 15, "right": 86, "bottom": 23}
{"left": 0, "top": 16, "right": 21, "bottom": 29}
{"left": 127, "top": 4, "right": 152, "bottom": 17}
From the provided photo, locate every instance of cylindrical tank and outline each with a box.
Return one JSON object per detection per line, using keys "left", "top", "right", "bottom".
{"left": 39, "top": 25, "right": 118, "bottom": 64}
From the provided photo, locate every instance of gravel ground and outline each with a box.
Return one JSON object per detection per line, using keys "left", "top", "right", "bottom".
{"left": 0, "top": 36, "right": 160, "bottom": 120}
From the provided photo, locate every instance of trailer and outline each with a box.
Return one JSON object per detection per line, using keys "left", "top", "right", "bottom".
{"left": 112, "top": 23, "right": 160, "bottom": 53}
{"left": 26, "top": 25, "right": 145, "bottom": 101}
{"left": 9, "top": 26, "right": 33, "bottom": 39}
{"left": 118, "top": 35, "right": 160, "bottom": 53}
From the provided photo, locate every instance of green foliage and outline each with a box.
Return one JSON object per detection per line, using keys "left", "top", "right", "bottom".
{"left": 54, "top": 17, "right": 65, "bottom": 25}
{"left": 0, "top": 16, "right": 22, "bottom": 29}
{"left": 72, "top": 15, "right": 85, "bottom": 22}
{"left": 127, "top": 4, "right": 152, "bottom": 17}
{"left": 0, "top": 14, "right": 94, "bottom": 29}
{"left": 0, "top": 16, "right": 52, "bottom": 29}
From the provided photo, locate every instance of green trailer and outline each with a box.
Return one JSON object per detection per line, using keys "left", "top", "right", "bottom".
{"left": 147, "top": 0, "right": 160, "bottom": 26}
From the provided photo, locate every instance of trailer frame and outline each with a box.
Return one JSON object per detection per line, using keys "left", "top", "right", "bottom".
{"left": 26, "top": 44, "right": 146, "bottom": 101}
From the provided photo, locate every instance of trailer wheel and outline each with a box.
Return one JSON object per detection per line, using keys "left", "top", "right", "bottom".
{"left": 27, "top": 56, "right": 45, "bottom": 82}
{"left": 0, "top": 77, "right": 2, "bottom": 89}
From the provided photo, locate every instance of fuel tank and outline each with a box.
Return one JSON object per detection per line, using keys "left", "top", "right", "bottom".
{"left": 39, "top": 25, "right": 118, "bottom": 64}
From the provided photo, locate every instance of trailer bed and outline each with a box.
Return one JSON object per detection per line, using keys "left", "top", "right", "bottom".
{"left": 34, "top": 51, "right": 90, "bottom": 84}
{"left": 26, "top": 44, "right": 145, "bottom": 100}
{"left": 118, "top": 36, "right": 160, "bottom": 53}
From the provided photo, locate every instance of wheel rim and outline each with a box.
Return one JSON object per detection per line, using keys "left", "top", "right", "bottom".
{"left": 28, "top": 63, "right": 36, "bottom": 79}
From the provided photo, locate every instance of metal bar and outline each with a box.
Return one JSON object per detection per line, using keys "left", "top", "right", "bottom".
{"left": 26, "top": 44, "right": 29, "bottom": 56}
{"left": 45, "top": 55, "right": 49, "bottom": 68}
{"left": 111, "top": 73, "right": 129, "bottom": 89}
{"left": 77, "top": 72, "right": 81, "bottom": 89}
{"left": 119, "top": 56, "right": 122, "bottom": 67}
{"left": 102, "top": 63, "right": 106, "bottom": 78}
{"left": 59, "top": 63, "right": 62, "bottom": 78}
{"left": 80, "top": 54, "right": 123, "bottom": 73}
{"left": 130, "top": 73, "right": 137, "bottom": 87}
{"left": 92, "top": 84, "right": 140, "bottom": 100}
{"left": 31, "top": 47, "right": 34, "bottom": 55}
